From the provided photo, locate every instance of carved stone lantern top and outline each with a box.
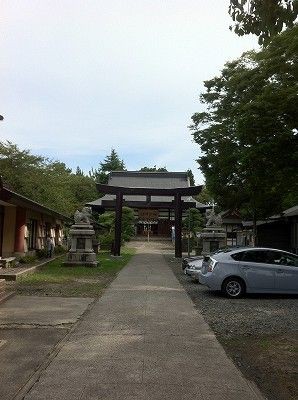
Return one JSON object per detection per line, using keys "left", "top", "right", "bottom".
{"left": 206, "top": 208, "right": 222, "bottom": 227}
{"left": 74, "top": 207, "right": 92, "bottom": 225}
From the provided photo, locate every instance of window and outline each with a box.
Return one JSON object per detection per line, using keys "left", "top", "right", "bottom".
{"left": 264, "top": 251, "right": 284, "bottom": 265}
{"left": 272, "top": 251, "right": 298, "bottom": 267}
{"left": 235, "top": 250, "right": 298, "bottom": 266}
{"left": 231, "top": 251, "right": 245, "bottom": 261}
{"left": 241, "top": 250, "right": 269, "bottom": 263}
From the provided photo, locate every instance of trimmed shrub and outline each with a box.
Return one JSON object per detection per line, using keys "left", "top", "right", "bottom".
{"left": 36, "top": 248, "right": 47, "bottom": 259}
{"left": 99, "top": 233, "right": 114, "bottom": 250}
{"left": 54, "top": 245, "right": 66, "bottom": 255}
{"left": 19, "top": 254, "right": 37, "bottom": 264}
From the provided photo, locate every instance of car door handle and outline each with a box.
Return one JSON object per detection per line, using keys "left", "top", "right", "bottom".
{"left": 241, "top": 266, "right": 250, "bottom": 270}
{"left": 276, "top": 269, "right": 284, "bottom": 274}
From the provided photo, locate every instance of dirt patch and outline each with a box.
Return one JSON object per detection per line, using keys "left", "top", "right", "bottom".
{"left": 220, "top": 334, "right": 298, "bottom": 400}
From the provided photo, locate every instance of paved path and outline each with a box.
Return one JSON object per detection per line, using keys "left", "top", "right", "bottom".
{"left": 24, "top": 244, "right": 264, "bottom": 400}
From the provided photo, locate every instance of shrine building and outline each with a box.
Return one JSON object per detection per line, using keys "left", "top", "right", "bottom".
{"left": 0, "top": 178, "right": 70, "bottom": 258}
{"left": 87, "top": 171, "right": 209, "bottom": 238}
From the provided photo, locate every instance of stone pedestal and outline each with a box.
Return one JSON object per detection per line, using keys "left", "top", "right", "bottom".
{"left": 63, "top": 224, "right": 98, "bottom": 267}
{"left": 199, "top": 227, "right": 226, "bottom": 256}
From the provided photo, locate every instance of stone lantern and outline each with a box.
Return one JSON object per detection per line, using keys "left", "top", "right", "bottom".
{"left": 200, "top": 209, "right": 226, "bottom": 256}
{"left": 63, "top": 207, "right": 98, "bottom": 267}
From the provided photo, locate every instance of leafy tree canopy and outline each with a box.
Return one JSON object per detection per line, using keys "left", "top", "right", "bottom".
{"left": 0, "top": 141, "right": 97, "bottom": 216}
{"left": 190, "top": 26, "right": 298, "bottom": 221}
{"left": 75, "top": 166, "right": 84, "bottom": 176}
{"left": 90, "top": 148, "right": 126, "bottom": 184}
{"left": 229, "top": 0, "right": 298, "bottom": 45}
{"left": 186, "top": 169, "right": 195, "bottom": 186}
{"left": 100, "top": 148, "right": 126, "bottom": 172}
{"left": 195, "top": 186, "right": 214, "bottom": 205}
{"left": 98, "top": 206, "right": 135, "bottom": 242}
{"left": 183, "top": 208, "right": 205, "bottom": 235}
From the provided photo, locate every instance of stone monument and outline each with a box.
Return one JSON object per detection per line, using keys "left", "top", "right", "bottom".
{"left": 63, "top": 207, "right": 98, "bottom": 267}
{"left": 198, "top": 209, "right": 226, "bottom": 256}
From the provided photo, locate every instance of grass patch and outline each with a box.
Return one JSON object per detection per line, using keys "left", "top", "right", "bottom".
{"left": 259, "top": 337, "right": 272, "bottom": 350}
{"left": 14, "top": 247, "right": 135, "bottom": 298}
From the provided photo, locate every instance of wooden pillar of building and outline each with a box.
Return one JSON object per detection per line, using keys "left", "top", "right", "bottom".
{"left": 114, "top": 192, "right": 123, "bottom": 256}
{"left": 14, "top": 207, "right": 26, "bottom": 254}
{"left": 174, "top": 194, "right": 182, "bottom": 258}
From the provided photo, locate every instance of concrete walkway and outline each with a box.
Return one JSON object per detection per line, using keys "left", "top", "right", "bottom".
{"left": 24, "top": 244, "right": 264, "bottom": 400}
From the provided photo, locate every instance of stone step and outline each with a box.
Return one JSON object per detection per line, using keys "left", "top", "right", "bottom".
{"left": 0, "top": 278, "right": 6, "bottom": 297}
{"left": 0, "top": 279, "right": 15, "bottom": 304}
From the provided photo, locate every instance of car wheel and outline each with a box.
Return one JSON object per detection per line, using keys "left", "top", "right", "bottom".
{"left": 222, "top": 277, "right": 245, "bottom": 299}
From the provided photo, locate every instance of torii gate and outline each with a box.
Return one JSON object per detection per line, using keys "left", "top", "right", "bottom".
{"left": 96, "top": 184, "right": 202, "bottom": 258}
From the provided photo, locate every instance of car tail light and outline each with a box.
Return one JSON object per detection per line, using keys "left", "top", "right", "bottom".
{"left": 207, "top": 258, "right": 218, "bottom": 272}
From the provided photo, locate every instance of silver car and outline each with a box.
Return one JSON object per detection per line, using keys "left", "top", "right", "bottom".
{"left": 184, "top": 258, "right": 203, "bottom": 281}
{"left": 182, "top": 256, "right": 202, "bottom": 270}
{"left": 198, "top": 247, "right": 298, "bottom": 298}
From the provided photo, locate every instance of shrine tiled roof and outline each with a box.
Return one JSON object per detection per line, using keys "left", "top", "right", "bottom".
{"left": 87, "top": 171, "right": 209, "bottom": 209}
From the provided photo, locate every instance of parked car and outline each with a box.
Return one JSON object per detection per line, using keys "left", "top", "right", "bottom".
{"left": 184, "top": 258, "right": 203, "bottom": 281}
{"left": 182, "top": 256, "right": 202, "bottom": 270}
{"left": 198, "top": 247, "right": 298, "bottom": 298}
{"left": 191, "top": 247, "right": 246, "bottom": 278}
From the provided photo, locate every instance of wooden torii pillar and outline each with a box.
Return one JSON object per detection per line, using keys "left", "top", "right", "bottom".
{"left": 174, "top": 193, "right": 183, "bottom": 258}
{"left": 114, "top": 192, "right": 123, "bottom": 256}
{"left": 96, "top": 184, "right": 202, "bottom": 258}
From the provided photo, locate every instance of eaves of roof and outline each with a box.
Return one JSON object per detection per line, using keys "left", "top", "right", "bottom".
{"left": 0, "top": 182, "right": 71, "bottom": 222}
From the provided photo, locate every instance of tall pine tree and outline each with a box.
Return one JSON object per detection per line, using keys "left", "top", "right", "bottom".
{"left": 90, "top": 149, "right": 126, "bottom": 183}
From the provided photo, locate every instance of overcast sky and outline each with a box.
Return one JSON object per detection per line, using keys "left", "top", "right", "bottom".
{"left": 1, "top": 1, "right": 257, "bottom": 183}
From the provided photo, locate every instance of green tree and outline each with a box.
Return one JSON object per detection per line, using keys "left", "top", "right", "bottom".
{"left": 98, "top": 212, "right": 115, "bottom": 233}
{"left": 186, "top": 169, "right": 195, "bottom": 186}
{"left": 0, "top": 141, "right": 97, "bottom": 216}
{"left": 0, "top": 141, "right": 45, "bottom": 192}
{"left": 121, "top": 207, "right": 136, "bottom": 241}
{"left": 75, "top": 166, "right": 84, "bottom": 176}
{"left": 229, "top": 0, "right": 298, "bottom": 45}
{"left": 90, "top": 149, "right": 126, "bottom": 183}
{"left": 195, "top": 186, "right": 213, "bottom": 205}
{"left": 183, "top": 208, "right": 205, "bottom": 235}
{"left": 100, "top": 148, "right": 126, "bottom": 172}
{"left": 98, "top": 206, "right": 135, "bottom": 243}
{"left": 189, "top": 27, "right": 298, "bottom": 235}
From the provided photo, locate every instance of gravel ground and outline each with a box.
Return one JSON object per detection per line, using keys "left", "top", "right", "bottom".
{"left": 165, "top": 255, "right": 298, "bottom": 337}
{"left": 165, "top": 254, "right": 298, "bottom": 400}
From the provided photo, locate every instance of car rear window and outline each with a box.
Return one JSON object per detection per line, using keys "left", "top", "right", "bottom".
{"left": 241, "top": 250, "right": 271, "bottom": 263}
{"left": 231, "top": 251, "right": 245, "bottom": 261}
